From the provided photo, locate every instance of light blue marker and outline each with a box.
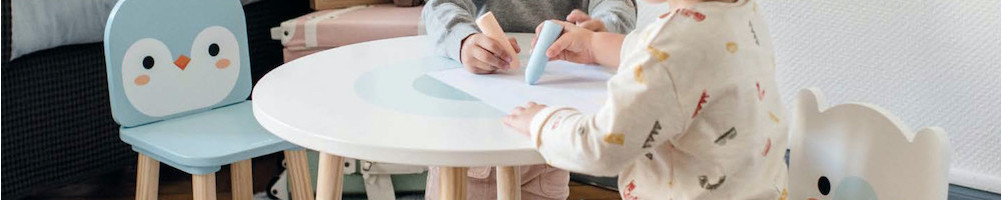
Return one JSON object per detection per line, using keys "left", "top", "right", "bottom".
{"left": 525, "top": 21, "right": 563, "bottom": 85}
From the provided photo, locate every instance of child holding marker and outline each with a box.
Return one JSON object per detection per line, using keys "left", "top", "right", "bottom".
{"left": 423, "top": 0, "right": 637, "bottom": 74}
{"left": 505, "top": 0, "right": 789, "bottom": 199}
{"left": 423, "top": 0, "right": 637, "bottom": 199}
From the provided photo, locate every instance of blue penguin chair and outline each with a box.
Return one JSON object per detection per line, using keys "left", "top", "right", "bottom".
{"left": 104, "top": 0, "right": 314, "bottom": 199}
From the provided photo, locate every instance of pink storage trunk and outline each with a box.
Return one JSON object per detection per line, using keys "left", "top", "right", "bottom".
{"left": 272, "top": 4, "right": 423, "bottom": 62}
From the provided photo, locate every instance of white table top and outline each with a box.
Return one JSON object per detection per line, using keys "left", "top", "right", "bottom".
{"left": 252, "top": 34, "right": 547, "bottom": 167}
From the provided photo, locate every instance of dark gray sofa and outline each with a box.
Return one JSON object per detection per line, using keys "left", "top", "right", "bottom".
{"left": 0, "top": 0, "right": 310, "bottom": 198}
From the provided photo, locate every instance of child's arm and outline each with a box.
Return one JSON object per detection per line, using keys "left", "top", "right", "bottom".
{"left": 422, "top": 0, "right": 478, "bottom": 62}
{"left": 590, "top": 32, "right": 627, "bottom": 68}
{"left": 583, "top": 0, "right": 636, "bottom": 34}
{"left": 423, "top": 0, "right": 521, "bottom": 74}
{"left": 540, "top": 21, "right": 625, "bottom": 69}
{"left": 505, "top": 49, "right": 686, "bottom": 176}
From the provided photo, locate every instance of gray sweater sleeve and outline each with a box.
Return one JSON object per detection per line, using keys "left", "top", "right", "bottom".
{"left": 588, "top": 0, "right": 637, "bottom": 34}
{"left": 422, "top": 0, "right": 480, "bottom": 61}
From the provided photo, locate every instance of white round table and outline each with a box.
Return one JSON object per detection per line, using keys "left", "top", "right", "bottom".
{"left": 252, "top": 34, "right": 543, "bottom": 200}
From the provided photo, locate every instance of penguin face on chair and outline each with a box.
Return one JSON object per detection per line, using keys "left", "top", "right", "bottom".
{"left": 105, "top": 0, "right": 251, "bottom": 125}
{"left": 119, "top": 26, "right": 241, "bottom": 117}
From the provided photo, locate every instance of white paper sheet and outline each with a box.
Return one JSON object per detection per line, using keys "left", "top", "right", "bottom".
{"left": 427, "top": 61, "right": 613, "bottom": 114}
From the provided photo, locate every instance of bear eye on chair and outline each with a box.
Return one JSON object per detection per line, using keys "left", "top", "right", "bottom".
{"left": 817, "top": 176, "right": 830, "bottom": 196}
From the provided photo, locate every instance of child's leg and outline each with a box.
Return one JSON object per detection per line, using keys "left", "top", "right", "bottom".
{"left": 425, "top": 165, "right": 570, "bottom": 199}
{"left": 520, "top": 165, "right": 570, "bottom": 199}
{"left": 426, "top": 166, "right": 496, "bottom": 199}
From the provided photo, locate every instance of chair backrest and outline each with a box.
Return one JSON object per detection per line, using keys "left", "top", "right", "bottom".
{"left": 104, "top": 0, "right": 252, "bottom": 127}
{"left": 789, "top": 88, "right": 950, "bottom": 200}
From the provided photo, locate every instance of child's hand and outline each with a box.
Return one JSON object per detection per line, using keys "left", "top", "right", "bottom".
{"left": 460, "top": 33, "right": 521, "bottom": 74}
{"left": 566, "top": 9, "right": 606, "bottom": 32}
{"left": 533, "top": 20, "right": 596, "bottom": 65}
{"left": 504, "top": 102, "right": 548, "bottom": 137}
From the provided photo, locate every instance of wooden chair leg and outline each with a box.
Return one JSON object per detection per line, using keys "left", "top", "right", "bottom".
{"left": 230, "top": 159, "right": 253, "bottom": 200}
{"left": 192, "top": 173, "right": 217, "bottom": 200}
{"left": 136, "top": 154, "right": 160, "bottom": 200}
{"left": 439, "top": 167, "right": 467, "bottom": 200}
{"left": 284, "top": 150, "right": 315, "bottom": 200}
{"left": 496, "top": 166, "right": 521, "bottom": 200}
{"left": 316, "top": 152, "right": 345, "bottom": 200}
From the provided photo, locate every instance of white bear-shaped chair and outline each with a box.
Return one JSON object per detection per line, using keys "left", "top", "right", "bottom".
{"left": 789, "top": 88, "right": 950, "bottom": 200}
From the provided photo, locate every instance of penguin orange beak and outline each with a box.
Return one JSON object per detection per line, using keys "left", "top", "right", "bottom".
{"left": 174, "top": 55, "right": 191, "bottom": 70}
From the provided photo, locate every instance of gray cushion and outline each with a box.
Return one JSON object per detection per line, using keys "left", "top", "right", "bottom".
{"left": 9, "top": 0, "right": 117, "bottom": 60}
{"left": 7, "top": 0, "right": 263, "bottom": 60}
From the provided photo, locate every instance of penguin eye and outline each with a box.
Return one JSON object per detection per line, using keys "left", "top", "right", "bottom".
{"left": 142, "top": 56, "right": 155, "bottom": 69}
{"left": 208, "top": 43, "right": 220, "bottom": 56}
{"left": 192, "top": 26, "right": 237, "bottom": 60}
{"left": 818, "top": 176, "right": 831, "bottom": 195}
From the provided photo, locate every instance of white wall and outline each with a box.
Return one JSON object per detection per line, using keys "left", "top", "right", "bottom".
{"left": 636, "top": 0, "right": 1001, "bottom": 193}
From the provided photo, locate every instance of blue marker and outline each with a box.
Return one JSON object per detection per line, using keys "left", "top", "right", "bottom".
{"left": 525, "top": 21, "right": 562, "bottom": 85}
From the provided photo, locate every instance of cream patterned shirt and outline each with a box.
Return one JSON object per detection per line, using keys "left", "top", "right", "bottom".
{"left": 529, "top": 0, "right": 788, "bottom": 199}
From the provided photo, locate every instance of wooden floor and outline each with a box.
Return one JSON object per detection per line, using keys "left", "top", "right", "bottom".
{"left": 567, "top": 182, "right": 621, "bottom": 200}
{"left": 28, "top": 153, "right": 621, "bottom": 200}
{"left": 29, "top": 153, "right": 286, "bottom": 200}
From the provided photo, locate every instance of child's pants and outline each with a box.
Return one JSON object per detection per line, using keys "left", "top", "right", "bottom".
{"left": 425, "top": 164, "right": 570, "bottom": 199}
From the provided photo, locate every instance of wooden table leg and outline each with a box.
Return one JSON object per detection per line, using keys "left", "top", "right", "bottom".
{"left": 136, "top": 154, "right": 160, "bottom": 200}
{"left": 439, "top": 167, "right": 467, "bottom": 200}
{"left": 496, "top": 166, "right": 521, "bottom": 200}
{"left": 230, "top": 159, "right": 253, "bottom": 200}
{"left": 285, "top": 150, "right": 316, "bottom": 200}
{"left": 316, "top": 152, "right": 345, "bottom": 200}
{"left": 192, "top": 173, "right": 217, "bottom": 200}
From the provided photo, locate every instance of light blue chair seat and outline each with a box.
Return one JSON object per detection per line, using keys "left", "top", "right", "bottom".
{"left": 120, "top": 101, "right": 297, "bottom": 175}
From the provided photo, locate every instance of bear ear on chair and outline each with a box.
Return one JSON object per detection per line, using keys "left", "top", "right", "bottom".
{"left": 912, "top": 126, "right": 951, "bottom": 198}
{"left": 790, "top": 88, "right": 825, "bottom": 145}
{"left": 788, "top": 88, "right": 951, "bottom": 200}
